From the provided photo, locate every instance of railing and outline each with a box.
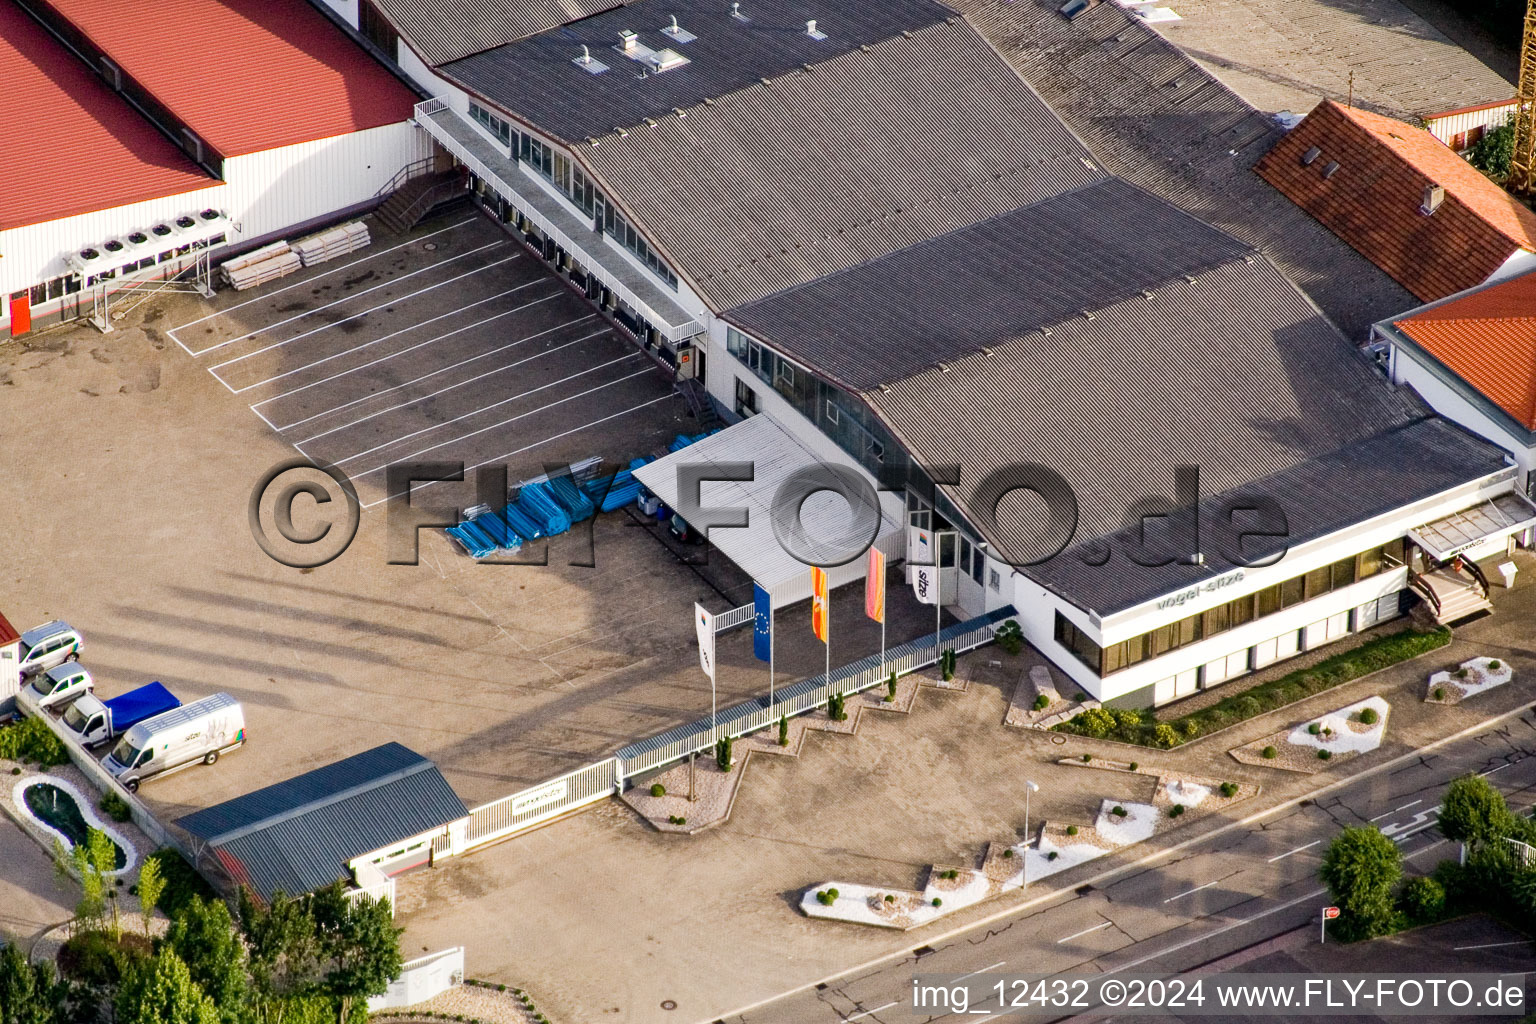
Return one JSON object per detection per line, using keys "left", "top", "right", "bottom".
{"left": 714, "top": 603, "right": 755, "bottom": 633}
{"left": 1407, "top": 570, "right": 1442, "bottom": 618}
{"left": 456, "top": 758, "right": 617, "bottom": 854}
{"left": 390, "top": 171, "right": 467, "bottom": 231}
{"left": 1461, "top": 555, "right": 1491, "bottom": 597}
{"left": 1507, "top": 836, "right": 1535, "bottom": 869}
{"left": 374, "top": 156, "right": 438, "bottom": 198}
{"left": 347, "top": 877, "right": 396, "bottom": 916}
{"left": 614, "top": 606, "right": 1015, "bottom": 781}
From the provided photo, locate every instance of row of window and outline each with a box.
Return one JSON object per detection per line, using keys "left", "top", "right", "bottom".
{"left": 1056, "top": 539, "right": 1407, "bottom": 676}
{"left": 470, "top": 101, "right": 514, "bottom": 147}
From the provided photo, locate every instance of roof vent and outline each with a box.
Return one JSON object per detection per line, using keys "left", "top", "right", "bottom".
{"left": 646, "top": 48, "right": 689, "bottom": 71}
{"left": 1321, "top": 160, "right": 1340, "bottom": 179}
{"left": 730, "top": 2, "right": 748, "bottom": 21}
{"left": 1300, "top": 145, "right": 1321, "bottom": 166}
{"left": 662, "top": 15, "right": 696, "bottom": 42}
{"left": 806, "top": 18, "right": 827, "bottom": 39}
{"left": 618, "top": 28, "right": 639, "bottom": 51}
{"left": 573, "top": 44, "right": 609, "bottom": 73}
{"left": 1420, "top": 183, "right": 1445, "bottom": 216}
{"left": 1059, "top": 0, "right": 1093, "bottom": 20}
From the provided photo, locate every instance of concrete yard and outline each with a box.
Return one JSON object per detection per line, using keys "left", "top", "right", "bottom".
{"left": 0, "top": 815, "right": 74, "bottom": 949}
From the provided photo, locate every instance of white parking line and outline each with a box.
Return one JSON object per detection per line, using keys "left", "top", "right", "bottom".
{"left": 1370, "top": 799, "right": 1422, "bottom": 822}
{"left": 360, "top": 392, "right": 674, "bottom": 508}
{"left": 1452, "top": 940, "right": 1532, "bottom": 951}
{"left": 186, "top": 241, "right": 506, "bottom": 357}
{"left": 842, "top": 1001, "right": 899, "bottom": 1021}
{"left": 954, "top": 962, "right": 1006, "bottom": 981}
{"left": 1057, "top": 922, "right": 1112, "bottom": 943}
{"left": 339, "top": 359, "right": 645, "bottom": 472}
{"left": 1163, "top": 880, "right": 1220, "bottom": 903}
{"left": 1479, "top": 762, "right": 1516, "bottom": 776}
{"left": 1266, "top": 840, "right": 1319, "bottom": 863}
{"left": 249, "top": 288, "right": 556, "bottom": 408}
{"left": 167, "top": 217, "right": 479, "bottom": 348}
{"left": 210, "top": 255, "right": 519, "bottom": 374}
{"left": 218, "top": 283, "right": 552, "bottom": 396}
{"left": 294, "top": 330, "right": 610, "bottom": 444}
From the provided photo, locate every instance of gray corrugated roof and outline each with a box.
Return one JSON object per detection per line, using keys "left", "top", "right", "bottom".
{"left": 1027, "top": 418, "right": 1512, "bottom": 615}
{"left": 442, "top": 0, "right": 953, "bottom": 142}
{"left": 177, "top": 743, "right": 466, "bottom": 899}
{"left": 375, "top": 0, "right": 622, "bottom": 66}
{"left": 726, "top": 177, "right": 1253, "bottom": 391}
{"left": 574, "top": 17, "right": 1105, "bottom": 310}
{"left": 949, "top": 0, "right": 1417, "bottom": 340}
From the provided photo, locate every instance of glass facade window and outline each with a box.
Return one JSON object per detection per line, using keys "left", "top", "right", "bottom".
{"left": 469, "top": 102, "right": 513, "bottom": 147}
{"left": 1055, "top": 540, "right": 1406, "bottom": 676}
{"left": 597, "top": 198, "right": 679, "bottom": 290}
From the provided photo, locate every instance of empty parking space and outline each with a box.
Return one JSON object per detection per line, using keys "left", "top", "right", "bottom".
{"left": 168, "top": 215, "right": 684, "bottom": 505}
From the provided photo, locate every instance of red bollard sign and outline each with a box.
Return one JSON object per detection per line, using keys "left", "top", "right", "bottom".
{"left": 1320, "top": 905, "right": 1340, "bottom": 943}
{"left": 1322, "top": 906, "right": 1340, "bottom": 919}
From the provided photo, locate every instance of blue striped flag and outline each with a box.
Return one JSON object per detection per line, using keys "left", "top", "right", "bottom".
{"left": 753, "top": 582, "right": 772, "bottom": 662}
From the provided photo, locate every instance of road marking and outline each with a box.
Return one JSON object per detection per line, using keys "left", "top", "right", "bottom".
{"left": 1380, "top": 808, "right": 1438, "bottom": 839}
{"left": 954, "top": 961, "right": 1006, "bottom": 981}
{"left": 187, "top": 241, "right": 507, "bottom": 356}
{"left": 1370, "top": 799, "right": 1421, "bottom": 822}
{"left": 1266, "top": 840, "right": 1319, "bottom": 863}
{"left": 1163, "top": 880, "right": 1220, "bottom": 903}
{"left": 1453, "top": 940, "right": 1532, "bottom": 951}
{"left": 292, "top": 329, "right": 609, "bottom": 444}
{"left": 1391, "top": 821, "right": 1441, "bottom": 844}
{"left": 272, "top": 315, "right": 600, "bottom": 430}
{"left": 336, "top": 355, "right": 642, "bottom": 469}
{"left": 1479, "top": 762, "right": 1515, "bottom": 776}
{"left": 350, "top": 368, "right": 657, "bottom": 481}
{"left": 250, "top": 288, "right": 554, "bottom": 409}
{"left": 362, "top": 393, "right": 675, "bottom": 508}
{"left": 167, "top": 217, "right": 479, "bottom": 347}
{"left": 842, "top": 1002, "right": 898, "bottom": 1021}
{"left": 1058, "top": 922, "right": 1112, "bottom": 943}
{"left": 222, "top": 283, "right": 549, "bottom": 395}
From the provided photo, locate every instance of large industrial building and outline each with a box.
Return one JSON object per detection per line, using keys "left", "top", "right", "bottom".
{"left": 0, "top": 0, "right": 427, "bottom": 335}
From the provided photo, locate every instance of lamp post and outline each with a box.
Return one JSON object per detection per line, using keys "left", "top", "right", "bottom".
{"left": 1023, "top": 780, "right": 1040, "bottom": 885}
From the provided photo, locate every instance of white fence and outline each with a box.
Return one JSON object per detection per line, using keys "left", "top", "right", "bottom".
{"left": 714, "top": 603, "right": 755, "bottom": 632}
{"left": 367, "top": 947, "right": 464, "bottom": 1011}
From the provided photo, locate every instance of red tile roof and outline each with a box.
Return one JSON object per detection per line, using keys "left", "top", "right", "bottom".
{"left": 44, "top": 0, "right": 418, "bottom": 158}
{"left": 1255, "top": 100, "right": 1536, "bottom": 303}
{"left": 1394, "top": 270, "right": 1536, "bottom": 429}
{"left": 0, "top": 610, "right": 18, "bottom": 648}
{"left": 0, "top": 3, "right": 215, "bottom": 231}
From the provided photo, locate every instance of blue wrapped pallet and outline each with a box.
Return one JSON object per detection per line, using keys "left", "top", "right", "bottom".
{"left": 546, "top": 475, "right": 595, "bottom": 521}
{"left": 446, "top": 523, "right": 494, "bottom": 558}
{"left": 502, "top": 503, "right": 545, "bottom": 541}
{"left": 516, "top": 483, "right": 572, "bottom": 536}
{"left": 473, "top": 511, "right": 522, "bottom": 552}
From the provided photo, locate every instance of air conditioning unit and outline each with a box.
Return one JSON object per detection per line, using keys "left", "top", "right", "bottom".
{"left": 149, "top": 222, "right": 179, "bottom": 245}
{"left": 123, "top": 229, "right": 152, "bottom": 253}
{"left": 101, "top": 237, "right": 131, "bottom": 260}
{"left": 68, "top": 246, "right": 103, "bottom": 275}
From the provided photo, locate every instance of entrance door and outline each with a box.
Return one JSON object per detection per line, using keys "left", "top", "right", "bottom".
{"left": 8, "top": 292, "right": 30, "bottom": 336}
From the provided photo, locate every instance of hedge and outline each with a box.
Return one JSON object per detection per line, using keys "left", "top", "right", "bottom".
{"left": 1054, "top": 627, "right": 1449, "bottom": 748}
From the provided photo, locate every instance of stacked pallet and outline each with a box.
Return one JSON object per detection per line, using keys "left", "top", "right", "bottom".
{"left": 292, "top": 221, "right": 370, "bottom": 267}
{"left": 221, "top": 241, "right": 300, "bottom": 291}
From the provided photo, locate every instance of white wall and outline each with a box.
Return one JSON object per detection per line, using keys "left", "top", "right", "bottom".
{"left": 313, "top": 0, "right": 358, "bottom": 26}
{"left": 1488, "top": 249, "right": 1536, "bottom": 287}
{"left": 1388, "top": 345, "right": 1536, "bottom": 486}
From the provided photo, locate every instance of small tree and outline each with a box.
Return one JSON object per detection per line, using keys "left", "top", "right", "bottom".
{"left": 715, "top": 735, "right": 733, "bottom": 772}
{"left": 136, "top": 855, "right": 166, "bottom": 939}
{"left": 0, "top": 942, "right": 62, "bottom": 1024}
{"left": 940, "top": 649, "right": 957, "bottom": 681}
{"left": 885, "top": 673, "right": 897, "bottom": 702}
{"left": 116, "top": 949, "right": 220, "bottom": 1024}
{"left": 1468, "top": 121, "right": 1515, "bottom": 182}
{"left": 777, "top": 716, "right": 788, "bottom": 746}
{"left": 162, "top": 896, "right": 249, "bottom": 1024}
{"left": 1439, "top": 775, "right": 1515, "bottom": 851}
{"left": 240, "top": 889, "right": 325, "bottom": 1022}
{"left": 1319, "top": 826, "right": 1401, "bottom": 940}
{"left": 310, "top": 884, "right": 402, "bottom": 1024}
{"left": 994, "top": 619, "right": 1023, "bottom": 656}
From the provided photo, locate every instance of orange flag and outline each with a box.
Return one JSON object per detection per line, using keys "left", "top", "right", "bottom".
{"left": 811, "top": 566, "right": 829, "bottom": 644}
{"left": 865, "top": 547, "right": 886, "bottom": 624}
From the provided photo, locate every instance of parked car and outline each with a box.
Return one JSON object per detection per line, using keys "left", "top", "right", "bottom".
{"left": 16, "top": 621, "right": 82, "bottom": 679}
{"left": 61, "top": 681, "right": 180, "bottom": 749}
{"left": 16, "top": 663, "right": 93, "bottom": 716}
{"left": 103, "top": 694, "right": 244, "bottom": 791}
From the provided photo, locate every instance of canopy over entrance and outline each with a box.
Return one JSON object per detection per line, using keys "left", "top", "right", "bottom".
{"left": 1409, "top": 490, "right": 1536, "bottom": 561}
{"left": 634, "top": 413, "right": 903, "bottom": 607}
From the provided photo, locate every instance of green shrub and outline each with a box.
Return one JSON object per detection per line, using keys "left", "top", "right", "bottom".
{"left": 715, "top": 735, "right": 733, "bottom": 772}
{"left": 778, "top": 715, "right": 789, "bottom": 746}
{"left": 1433, "top": 687, "right": 1446, "bottom": 701}
{"left": 143, "top": 848, "right": 216, "bottom": 920}
{"left": 1111, "top": 805, "right": 1127, "bottom": 817}
{"left": 932, "top": 898, "right": 942, "bottom": 907}
{"left": 1071, "top": 707, "right": 1117, "bottom": 737}
{"left": 1219, "top": 782, "right": 1239, "bottom": 798}
{"left": 1066, "top": 825, "right": 1078, "bottom": 836}
{"left": 940, "top": 648, "right": 957, "bottom": 682}
{"left": 58, "top": 929, "right": 151, "bottom": 987}
{"left": 1308, "top": 722, "right": 1321, "bottom": 735}
{"left": 886, "top": 674, "right": 898, "bottom": 702}
{"left": 994, "top": 619, "right": 1024, "bottom": 655}
{"left": 1128, "top": 761, "right": 1138, "bottom": 771}
{"left": 1114, "top": 709, "right": 1141, "bottom": 731}
{"left": 1398, "top": 876, "right": 1446, "bottom": 922}
{"left": 1262, "top": 745, "right": 1278, "bottom": 759}
{"left": 828, "top": 888, "right": 838, "bottom": 899}
{"left": 1002, "top": 848, "right": 1014, "bottom": 857}
{"left": 1358, "top": 708, "right": 1379, "bottom": 726}
{"left": 1033, "top": 693, "right": 1050, "bottom": 711}
{"left": 1456, "top": 668, "right": 1469, "bottom": 679}
{"left": 1047, "top": 851, "right": 1058, "bottom": 861}
{"left": 827, "top": 693, "right": 847, "bottom": 722}
{"left": 649, "top": 782, "right": 666, "bottom": 798}
{"left": 1488, "top": 659, "right": 1501, "bottom": 670}
{"left": 1317, "top": 749, "right": 1332, "bottom": 761}
{"left": 1153, "top": 723, "right": 1179, "bottom": 748}
{"left": 10, "top": 767, "right": 18, "bottom": 775}
{"left": 1181, "top": 720, "right": 1201, "bottom": 739}
{"left": 1168, "top": 804, "right": 1185, "bottom": 818}
{"left": 0, "top": 715, "right": 68, "bottom": 767}
{"left": 98, "top": 790, "right": 132, "bottom": 823}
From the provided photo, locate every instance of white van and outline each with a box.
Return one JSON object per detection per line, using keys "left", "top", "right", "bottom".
{"left": 16, "top": 621, "right": 83, "bottom": 679}
{"left": 17, "top": 663, "right": 93, "bottom": 715}
{"left": 103, "top": 694, "right": 244, "bottom": 792}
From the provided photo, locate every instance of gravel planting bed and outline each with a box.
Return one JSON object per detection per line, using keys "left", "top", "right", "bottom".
{"left": 1229, "top": 695, "right": 1389, "bottom": 773}
{"left": 1425, "top": 657, "right": 1513, "bottom": 705}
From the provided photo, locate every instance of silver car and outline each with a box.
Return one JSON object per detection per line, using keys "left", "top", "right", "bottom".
{"left": 18, "top": 663, "right": 94, "bottom": 715}
{"left": 16, "top": 621, "right": 83, "bottom": 679}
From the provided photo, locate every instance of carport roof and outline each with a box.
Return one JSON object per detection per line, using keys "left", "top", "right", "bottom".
{"left": 176, "top": 743, "right": 467, "bottom": 900}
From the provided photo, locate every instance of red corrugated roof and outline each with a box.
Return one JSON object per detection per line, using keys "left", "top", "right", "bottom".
{"left": 1395, "top": 270, "right": 1536, "bottom": 430}
{"left": 0, "top": 610, "right": 18, "bottom": 647}
{"left": 0, "top": 3, "right": 216, "bottom": 231}
{"left": 44, "top": 0, "right": 418, "bottom": 158}
{"left": 1256, "top": 100, "right": 1536, "bottom": 303}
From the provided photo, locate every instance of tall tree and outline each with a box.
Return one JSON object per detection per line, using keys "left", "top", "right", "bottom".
{"left": 1440, "top": 775, "right": 1515, "bottom": 851}
{"left": 239, "top": 890, "right": 324, "bottom": 1024}
{"left": 136, "top": 856, "right": 167, "bottom": 939}
{"left": 115, "top": 951, "right": 219, "bottom": 1024}
{"left": 1320, "top": 826, "right": 1401, "bottom": 939}
{"left": 162, "top": 897, "right": 249, "bottom": 1024}
{"left": 0, "top": 943, "right": 61, "bottom": 1024}
{"left": 309, "top": 884, "right": 401, "bottom": 1024}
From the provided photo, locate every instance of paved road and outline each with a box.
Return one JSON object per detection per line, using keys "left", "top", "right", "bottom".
{"left": 722, "top": 707, "right": 1536, "bottom": 1024}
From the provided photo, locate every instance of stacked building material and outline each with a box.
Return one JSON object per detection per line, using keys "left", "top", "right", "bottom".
{"left": 291, "top": 221, "right": 370, "bottom": 267}
{"left": 221, "top": 241, "right": 300, "bottom": 290}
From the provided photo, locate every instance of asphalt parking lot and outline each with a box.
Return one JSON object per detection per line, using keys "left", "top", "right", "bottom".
{"left": 167, "top": 216, "right": 677, "bottom": 506}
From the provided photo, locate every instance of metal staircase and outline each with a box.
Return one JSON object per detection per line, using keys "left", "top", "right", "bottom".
{"left": 675, "top": 377, "right": 722, "bottom": 431}
{"left": 1409, "top": 563, "right": 1492, "bottom": 624}
{"left": 374, "top": 168, "right": 466, "bottom": 235}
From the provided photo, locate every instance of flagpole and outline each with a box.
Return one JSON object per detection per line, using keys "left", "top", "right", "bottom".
{"left": 824, "top": 577, "right": 831, "bottom": 691}
{"left": 769, "top": 601, "right": 775, "bottom": 707}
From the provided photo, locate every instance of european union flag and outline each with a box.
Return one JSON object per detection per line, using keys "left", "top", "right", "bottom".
{"left": 753, "top": 582, "right": 772, "bottom": 662}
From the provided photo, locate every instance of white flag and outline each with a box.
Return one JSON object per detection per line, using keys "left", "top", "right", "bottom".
{"left": 912, "top": 563, "right": 938, "bottom": 605}
{"left": 695, "top": 602, "right": 717, "bottom": 680}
